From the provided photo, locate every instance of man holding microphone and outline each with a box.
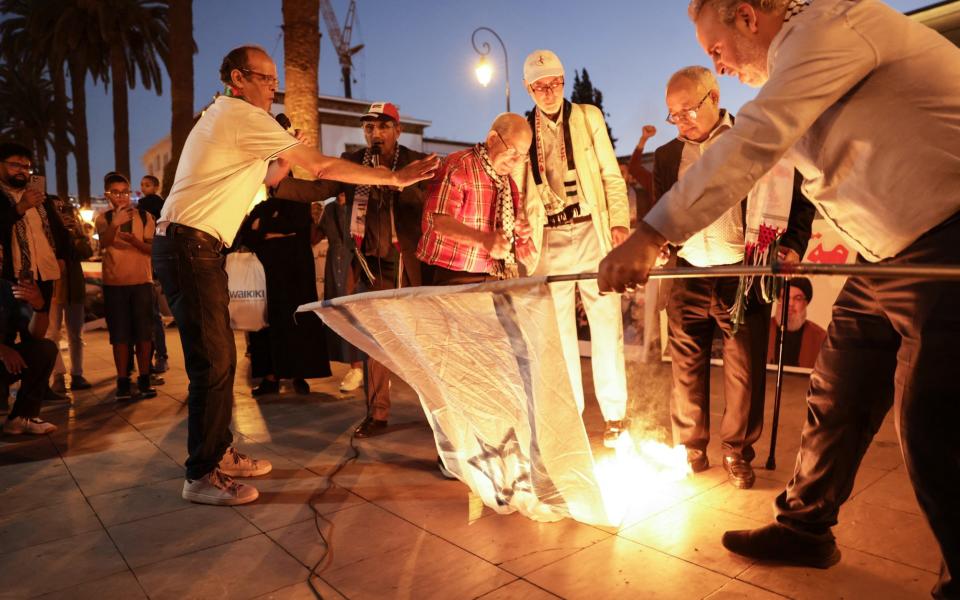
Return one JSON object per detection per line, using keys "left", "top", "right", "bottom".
{"left": 154, "top": 45, "right": 437, "bottom": 506}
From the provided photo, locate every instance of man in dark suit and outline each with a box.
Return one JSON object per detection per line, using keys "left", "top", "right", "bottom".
{"left": 653, "top": 67, "right": 815, "bottom": 489}
{"left": 273, "top": 101, "right": 429, "bottom": 438}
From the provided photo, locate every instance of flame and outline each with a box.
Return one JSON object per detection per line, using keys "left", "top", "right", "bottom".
{"left": 594, "top": 430, "right": 691, "bottom": 527}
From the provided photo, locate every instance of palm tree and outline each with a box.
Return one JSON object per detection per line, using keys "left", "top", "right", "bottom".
{"left": 282, "top": 0, "right": 320, "bottom": 179}
{"left": 0, "top": 61, "right": 65, "bottom": 173}
{"left": 46, "top": 2, "right": 112, "bottom": 205}
{"left": 163, "top": 0, "right": 195, "bottom": 196}
{"left": 0, "top": 0, "right": 73, "bottom": 198}
{"left": 86, "top": 0, "right": 169, "bottom": 179}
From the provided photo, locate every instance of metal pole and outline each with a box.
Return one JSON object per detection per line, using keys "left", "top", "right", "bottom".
{"left": 471, "top": 27, "right": 510, "bottom": 112}
{"left": 765, "top": 280, "right": 791, "bottom": 471}
{"left": 544, "top": 262, "right": 960, "bottom": 283}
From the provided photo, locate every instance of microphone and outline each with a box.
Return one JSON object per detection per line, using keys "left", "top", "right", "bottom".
{"left": 275, "top": 113, "right": 292, "bottom": 131}
{"left": 370, "top": 144, "right": 381, "bottom": 168}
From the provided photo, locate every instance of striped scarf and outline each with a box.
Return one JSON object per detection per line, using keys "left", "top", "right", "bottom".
{"left": 475, "top": 144, "right": 519, "bottom": 279}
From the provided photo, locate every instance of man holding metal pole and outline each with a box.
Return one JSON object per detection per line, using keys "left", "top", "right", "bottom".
{"left": 599, "top": 1, "right": 960, "bottom": 597}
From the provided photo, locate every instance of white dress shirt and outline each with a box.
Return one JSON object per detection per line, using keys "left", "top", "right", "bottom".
{"left": 676, "top": 111, "right": 745, "bottom": 267}
{"left": 644, "top": 0, "right": 960, "bottom": 262}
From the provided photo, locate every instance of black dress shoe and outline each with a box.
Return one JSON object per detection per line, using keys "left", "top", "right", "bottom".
{"left": 252, "top": 378, "right": 280, "bottom": 397}
{"left": 722, "top": 523, "right": 841, "bottom": 568}
{"left": 723, "top": 454, "right": 756, "bottom": 489}
{"left": 292, "top": 378, "right": 310, "bottom": 395}
{"left": 354, "top": 416, "right": 388, "bottom": 438}
{"left": 687, "top": 448, "right": 710, "bottom": 473}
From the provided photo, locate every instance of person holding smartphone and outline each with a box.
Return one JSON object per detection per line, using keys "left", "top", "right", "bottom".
{"left": 0, "top": 143, "right": 69, "bottom": 340}
{"left": 95, "top": 172, "right": 156, "bottom": 401}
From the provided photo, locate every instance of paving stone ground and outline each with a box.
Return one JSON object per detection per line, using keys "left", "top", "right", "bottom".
{"left": 0, "top": 328, "right": 940, "bottom": 599}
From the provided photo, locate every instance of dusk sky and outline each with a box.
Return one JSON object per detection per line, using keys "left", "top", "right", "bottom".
{"left": 55, "top": 0, "right": 930, "bottom": 194}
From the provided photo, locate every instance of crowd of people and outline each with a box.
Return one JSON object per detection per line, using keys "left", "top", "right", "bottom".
{"left": 1, "top": 0, "right": 957, "bottom": 597}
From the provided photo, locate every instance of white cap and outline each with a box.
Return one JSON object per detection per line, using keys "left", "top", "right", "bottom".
{"left": 523, "top": 49, "right": 564, "bottom": 84}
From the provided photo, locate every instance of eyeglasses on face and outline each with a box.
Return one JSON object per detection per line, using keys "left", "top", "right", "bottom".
{"left": 529, "top": 78, "right": 564, "bottom": 95}
{"left": 2, "top": 161, "right": 33, "bottom": 174}
{"left": 666, "top": 90, "right": 712, "bottom": 125}
{"left": 240, "top": 68, "right": 279, "bottom": 87}
{"left": 494, "top": 130, "right": 529, "bottom": 164}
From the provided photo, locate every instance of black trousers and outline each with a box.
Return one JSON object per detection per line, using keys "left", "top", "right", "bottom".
{"left": 667, "top": 260, "right": 771, "bottom": 461}
{"left": 153, "top": 233, "right": 235, "bottom": 480}
{"left": 2, "top": 338, "right": 57, "bottom": 419}
{"left": 774, "top": 216, "right": 960, "bottom": 599}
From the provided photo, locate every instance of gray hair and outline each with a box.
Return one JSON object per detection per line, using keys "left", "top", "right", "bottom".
{"left": 688, "top": 0, "right": 789, "bottom": 24}
{"left": 667, "top": 66, "right": 718, "bottom": 93}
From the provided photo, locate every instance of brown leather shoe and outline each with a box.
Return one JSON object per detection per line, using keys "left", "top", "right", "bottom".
{"left": 722, "top": 523, "right": 841, "bottom": 568}
{"left": 354, "top": 416, "right": 388, "bottom": 438}
{"left": 686, "top": 448, "right": 710, "bottom": 473}
{"left": 723, "top": 454, "right": 756, "bottom": 489}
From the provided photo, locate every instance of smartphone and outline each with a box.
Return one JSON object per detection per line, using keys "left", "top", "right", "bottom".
{"left": 26, "top": 175, "right": 45, "bottom": 194}
{"left": 120, "top": 209, "right": 134, "bottom": 233}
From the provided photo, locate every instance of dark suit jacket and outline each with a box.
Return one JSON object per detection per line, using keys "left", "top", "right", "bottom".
{"left": 652, "top": 136, "right": 815, "bottom": 259}
{"left": 0, "top": 190, "right": 69, "bottom": 281}
{"left": 271, "top": 145, "right": 429, "bottom": 287}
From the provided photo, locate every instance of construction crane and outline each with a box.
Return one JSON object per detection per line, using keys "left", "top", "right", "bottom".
{"left": 319, "top": 0, "right": 365, "bottom": 98}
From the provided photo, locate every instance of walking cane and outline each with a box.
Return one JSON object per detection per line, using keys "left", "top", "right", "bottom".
{"left": 765, "top": 280, "right": 791, "bottom": 471}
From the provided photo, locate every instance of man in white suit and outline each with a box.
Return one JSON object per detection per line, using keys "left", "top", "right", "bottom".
{"left": 515, "top": 49, "right": 630, "bottom": 447}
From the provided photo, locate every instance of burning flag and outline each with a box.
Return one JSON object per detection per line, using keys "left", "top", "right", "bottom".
{"left": 299, "top": 277, "right": 688, "bottom": 527}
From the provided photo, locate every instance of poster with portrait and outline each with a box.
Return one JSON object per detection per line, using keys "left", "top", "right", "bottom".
{"left": 647, "top": 217, "right": 857, "bottom": 373}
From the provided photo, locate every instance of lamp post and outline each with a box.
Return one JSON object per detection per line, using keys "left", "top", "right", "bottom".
{"left": 471, "top": 27, "right": 510, "bottom": 112}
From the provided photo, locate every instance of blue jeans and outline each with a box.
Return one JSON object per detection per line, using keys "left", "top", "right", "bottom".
{"left": 152, "top": 233, "right": 235, "bottom": 480}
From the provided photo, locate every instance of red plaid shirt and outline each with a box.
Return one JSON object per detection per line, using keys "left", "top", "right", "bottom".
{"left": 417, "top": 145, "right": 520, "bottom": 274}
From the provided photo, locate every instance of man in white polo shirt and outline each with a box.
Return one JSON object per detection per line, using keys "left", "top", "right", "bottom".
{"left": 154, "top": 44, "right": 437, "bottom": 506}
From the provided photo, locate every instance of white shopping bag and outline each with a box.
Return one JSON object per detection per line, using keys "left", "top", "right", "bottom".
{"left": 225, "top": 251, "right": 268, "bottom": 331}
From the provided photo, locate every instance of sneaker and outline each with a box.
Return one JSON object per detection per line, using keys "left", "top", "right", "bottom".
{"left": 51, "top": 375, "right": 67, "bottom": 395}
{"left": 43, "top": 386, "right": 70, "bottom": 403}
{"left": 115, "top": 377, "right": 133, "bottom": 401}
{"left": 137, "top": 375, "right": 158, "bottom": 399}
{"left": 150, "top": 373, "right": 165, "bottom": 387}
{"left": 603, "top": 420, "right": 625, "bottom": 449}
{"left": 4, "top": 417, "right": 57, "bottom": 435}
{"left": 69, "top": 375, "right": 92, "bottom": 390}
{"left": 339, "top": 367, "right": 363, "bottom": 392}
{"left": 722, "top": 523, "right": 841, "bottom": 568}
{"left": 182, "top": 469, "right": 259, "bottom": 506}
{"left": 292, "top": 378, "right": 310, "bottom": 395}
{"left": 152, "top": 357, "right": 169, "bottom": 373}
{"left": 218, "top": 446, "right": 272, "bottom": 477}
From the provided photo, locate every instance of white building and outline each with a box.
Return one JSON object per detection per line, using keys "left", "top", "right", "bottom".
{"left": 142, "top": 93, "right": 473, "bottom": 189}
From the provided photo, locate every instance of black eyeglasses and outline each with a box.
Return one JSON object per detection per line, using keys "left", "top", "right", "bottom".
{"left": 666, "top": 90, "right": 712, "bottom": 125}
{"left": 240, "top": 68, "right": 279, "bottom": 87}
{"left": 495, "top": 130, "right": 529, "bottom": 164}
{"left": 2, "top": 161, "right": 33, "bottom": 174}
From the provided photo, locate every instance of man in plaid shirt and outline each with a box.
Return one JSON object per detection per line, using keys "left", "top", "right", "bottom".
{"left": 418, "top": 113, "right": 533, "bottom": 285}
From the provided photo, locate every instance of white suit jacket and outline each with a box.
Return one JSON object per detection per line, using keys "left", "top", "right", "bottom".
{"left": 513, "top": 102, "right": 629, "bottom": 273}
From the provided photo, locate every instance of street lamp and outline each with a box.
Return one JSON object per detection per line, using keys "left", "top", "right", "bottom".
{"left": 471, "top": 27, "right": 510, "bottom": 112}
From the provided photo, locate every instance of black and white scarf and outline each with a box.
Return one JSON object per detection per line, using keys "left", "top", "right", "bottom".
{"left": 475, "top": 144, "right": 519, "bottom": 279}
{"left": 5, "top": 191, "right": 56, "bottom": 275}
{"left": 349, "top": 147, "right": 401, "bottom": 249}
{"left": 784, "top": 0, "right": 811, "bottom": 22}
{"left": 527, "top": 101, "right": 581, "bottom": 222}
